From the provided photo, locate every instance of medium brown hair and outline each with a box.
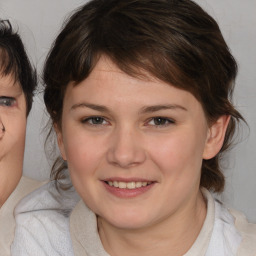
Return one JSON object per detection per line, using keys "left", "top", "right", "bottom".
{"left": 44, "top": 0, "right": 244, "bottom": 192}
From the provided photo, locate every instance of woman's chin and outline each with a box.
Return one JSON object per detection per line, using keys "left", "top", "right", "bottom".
{"left": 98, "top": 211, "right": 154, "bottom": 231}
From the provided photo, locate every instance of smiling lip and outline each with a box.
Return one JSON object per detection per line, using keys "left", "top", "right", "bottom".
{"left": 102, "top": 179, "right": 156, "bottom": 198}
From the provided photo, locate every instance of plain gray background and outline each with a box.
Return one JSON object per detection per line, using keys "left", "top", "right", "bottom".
{"left": 0, "top": 0, "right": 255, "bottom": 222}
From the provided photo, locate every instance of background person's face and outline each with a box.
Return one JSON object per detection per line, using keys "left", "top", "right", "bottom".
{"left": 0, "top": 74, "right": 27, "bottom": 206}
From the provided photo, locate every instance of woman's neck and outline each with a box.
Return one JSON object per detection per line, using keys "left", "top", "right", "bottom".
{"left": 97, "top": 190, "right": 207, "bottom": 256}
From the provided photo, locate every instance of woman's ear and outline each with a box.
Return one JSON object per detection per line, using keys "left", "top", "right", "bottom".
{"left": 203, "top": 115, "right": 230, "bottom": 160}
{"left": 54, "top": 124, "right": 67, "bottom": 161}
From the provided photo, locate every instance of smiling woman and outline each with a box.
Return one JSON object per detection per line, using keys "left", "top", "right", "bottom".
{"left": 57, "top": 56, "right": 213, "bottom": 234}
{"left": 12, "top": 0, "right": 256, "bottom": 255}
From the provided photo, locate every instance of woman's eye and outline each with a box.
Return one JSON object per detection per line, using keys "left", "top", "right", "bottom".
{"left": 147, "top": 117, "right": 174, "bottom": 126}
{"left": 0, "top": 97, "right": 16, "bottom": 107}
{"left": 82, "top": 116, "right": 108, "bottom": 125}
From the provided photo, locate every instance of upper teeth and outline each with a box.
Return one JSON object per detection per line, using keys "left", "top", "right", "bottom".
{"left": 107, "top": 181, "right": 151, "bottom": 189}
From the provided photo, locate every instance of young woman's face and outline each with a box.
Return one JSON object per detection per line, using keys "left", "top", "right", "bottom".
{"left": 0, "top": 74, "right": 27, "bottom": 206}
{"left": 58, "top": 56, "right": 222, "bottom": 230}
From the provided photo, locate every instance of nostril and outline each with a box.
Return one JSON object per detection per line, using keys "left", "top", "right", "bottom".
{"left": 0, "top": 121, "right": 5, "bottom": 135}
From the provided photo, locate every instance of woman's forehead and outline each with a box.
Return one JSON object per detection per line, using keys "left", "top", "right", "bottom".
{"left": 85, "top": 55, "right": 168, "bottom": 85}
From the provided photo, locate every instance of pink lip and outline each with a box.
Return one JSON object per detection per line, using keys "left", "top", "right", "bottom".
{"left": 102, "top": 180, "right": 155, "bottom": 198}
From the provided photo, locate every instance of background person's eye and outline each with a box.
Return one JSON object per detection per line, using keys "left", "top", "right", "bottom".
{"left": 0, "top": 97, "right": 16, "bottom": 107}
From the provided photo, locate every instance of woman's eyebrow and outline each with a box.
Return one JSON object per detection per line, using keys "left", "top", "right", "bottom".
{"left": 70, "top": 103, "right": 187, "bottom": 113}
{"left": 140, "top": 104, "right": 187, "bottom": 114}
{"left": 70, "top": 103, "right": 110, "bottom": 113}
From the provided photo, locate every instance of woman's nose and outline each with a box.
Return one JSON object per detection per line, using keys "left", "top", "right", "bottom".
{"left": 106, "top": 127, "right": 146, "bottom": 168}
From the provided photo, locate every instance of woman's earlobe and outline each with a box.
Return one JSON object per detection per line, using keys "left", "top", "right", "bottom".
{"left": 203, "top": 115, "right": 231, "bottom": 160}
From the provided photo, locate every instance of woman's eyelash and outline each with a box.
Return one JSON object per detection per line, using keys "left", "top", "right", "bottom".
{"left": 81, "top": 116, "right": 108, "bottom": 125}
{"left": 80, "top": 116, "right": 175, "bottom": 127}
{"left": 147, "top": 117, "right": 175, "bottom": 126}
{"left": 0, "top": 96, "right": 16, "bottom": 107}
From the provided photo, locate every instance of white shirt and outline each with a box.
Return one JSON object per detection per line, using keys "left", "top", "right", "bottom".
{"left": 11, "top": 184, "right": 256, "bottom": 256}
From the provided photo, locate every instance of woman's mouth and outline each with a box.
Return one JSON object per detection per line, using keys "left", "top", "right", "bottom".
{"left": 105, "top": 181, "right": 153, "bottom": 189}
{"left": 103, "top": 179, "right": 155, "bottom": 198}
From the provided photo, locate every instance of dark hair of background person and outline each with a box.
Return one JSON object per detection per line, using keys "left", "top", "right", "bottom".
{"left": 0, "top": 19, "right": 37, "bottom": 115}
{"left": 43, "top": 0, "right": 245, "bottom": 192}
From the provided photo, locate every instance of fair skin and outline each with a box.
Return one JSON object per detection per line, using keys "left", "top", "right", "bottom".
{"left": 0, "top": 74, "right": 27, "bottom": 207}
{"left": 57, "top": 56, "right": 229, "bottom": 256}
